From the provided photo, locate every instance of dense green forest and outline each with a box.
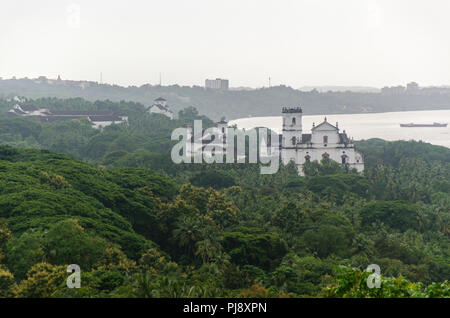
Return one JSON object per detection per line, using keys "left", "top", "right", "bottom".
{"left": 0, "top": 97, "right": 448, "bottom": 298}
{"left": 1, "top": 79, "right": 450, "bottom": 120}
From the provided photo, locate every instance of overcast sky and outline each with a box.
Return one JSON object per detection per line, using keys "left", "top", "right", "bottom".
{"left": 1, "top": 0, "right": 449, "bottom": 88}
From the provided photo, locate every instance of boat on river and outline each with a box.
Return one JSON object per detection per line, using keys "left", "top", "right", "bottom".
{"left": 400, "top": 122, "right": 448, "bottom": 128}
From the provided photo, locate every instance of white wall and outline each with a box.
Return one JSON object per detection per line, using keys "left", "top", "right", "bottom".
{"left": 148, "top": 106, "right": 174, "bottom": 119}
{"left": 311, "top": 123, "right": 340, "bottom": 144}
{"left": 91, "top": 120, "right": 127, "bottom": 129}
{"left": 292, "top": 146, "right": 364, "bottom": 175}
{"left": 92, "top": 121, "right": 114, "bottom": 129}
{"left": 282, "top": 119, "right": 364, "bottom": 175}
{"left": 282, "top": 112, "right": 303, "bottom": 147}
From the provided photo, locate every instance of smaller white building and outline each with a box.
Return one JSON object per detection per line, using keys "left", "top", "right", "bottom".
{"left": 89, "top": 115, "right": 128, "bottom": 130}
{"left": 147, "top": 97, "right": 174, "bottom": 119}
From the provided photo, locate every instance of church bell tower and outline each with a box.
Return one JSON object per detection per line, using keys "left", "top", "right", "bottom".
{"left": 281, "top": 107, "right": 303, "bottom": 165}
{"left": 281, "top": 107, "right": 303, "bottom": 147}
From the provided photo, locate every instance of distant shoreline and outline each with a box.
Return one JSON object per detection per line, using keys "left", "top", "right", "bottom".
{"left": 229, "top": 108, "right": 450, "bottom": 121}
{"left": 230, "top": 109, "right": 450, "bottom": 149}
{"left": 1, "top": 79, "right": 450, "bottom": 121}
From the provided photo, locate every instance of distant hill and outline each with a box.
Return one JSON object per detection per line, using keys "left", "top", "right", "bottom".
{"left": 1, "top": 79, "right": 450, "bottom": 121}
{"left": 298, "top": 86, "right": 380, "bottom": 93}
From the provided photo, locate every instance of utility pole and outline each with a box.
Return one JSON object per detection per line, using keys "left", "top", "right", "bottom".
{"left": 269, "top": 76, "right": 271, "bottom": 88}
{"left": 159, "top": 73, "right": 162, "bottom": 86}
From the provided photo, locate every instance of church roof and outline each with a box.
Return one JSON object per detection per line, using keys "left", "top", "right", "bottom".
{"left": 6, "top": 107, "right": 126, "bottom": 121}
{"left": 150, "top": 104, "right": 171, "bottom": 112}
{"left": 19, "top": 105, "right": 38, "bottom": 112}
{"left": 5, "top": 110, "right": 21, "bottom": 117}
{"left": 40, "top": 116, "right": 87, "bottom": 122}
{"left": 51, "top": 110, "right": 123, "bottom": 116}
{"left": 312, "top": 118, "right": 338, "bottom": 131}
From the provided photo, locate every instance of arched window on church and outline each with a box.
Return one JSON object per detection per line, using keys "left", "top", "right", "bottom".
{"left": 292, "top": 117, "right": 296, "bottom": 125}
{"left": 305, "top": 155, "right": 311, "bottom": 162}
{"left": 323, "top": 136, "right": 328, "bottom": 144}
{"left": 322, "top": 152, "right": 330, "bottom": 159}
{"left": 341, "top": 154, "right": 348, "bottom": 164}
{"left": 291, "top": 136, "right": 296, "bottom": 145}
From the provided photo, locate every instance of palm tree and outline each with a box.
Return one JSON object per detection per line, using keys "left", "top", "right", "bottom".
{"left": 195, "top": 239, "right": 217, "bottom": 263}
{"left": 173, "top": 215, "right": 203, "bottom": 257}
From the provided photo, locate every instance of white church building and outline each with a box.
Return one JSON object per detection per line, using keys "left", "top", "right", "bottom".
{"left": 182, "top": 106, "right": 364, "bottom": 175}
{"left": 281, "top": 107, "right": 364, "bottom": 175}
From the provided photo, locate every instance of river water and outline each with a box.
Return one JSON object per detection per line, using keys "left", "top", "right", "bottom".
{"left": 229, "top": 110, "right": 450, "bottom": 148}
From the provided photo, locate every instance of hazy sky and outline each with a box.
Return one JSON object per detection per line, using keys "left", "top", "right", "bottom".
{"left": 1, "top": 0, "right": 450, "bottom": 88}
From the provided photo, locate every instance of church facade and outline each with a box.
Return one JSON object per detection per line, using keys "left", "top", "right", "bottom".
{"left": 281, "top": 107, "right": 364, "bottom": 175}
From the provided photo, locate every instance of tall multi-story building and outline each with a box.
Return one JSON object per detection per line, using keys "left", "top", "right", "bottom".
{"left": 406, "top": 81, "right": 420, "bottom": 93}
{"left": 205, "top": 78, "right": 229, "bottom": 90}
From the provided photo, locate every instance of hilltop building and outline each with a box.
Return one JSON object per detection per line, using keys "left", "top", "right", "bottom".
{"left": 147, "top": 97, "right": 174, "bottom": 119}
{"left": 205, "top": 78, "right": 229, "bottom": 90}
{"left": 280, "top": 107, "right": 364, "bottom": 175}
